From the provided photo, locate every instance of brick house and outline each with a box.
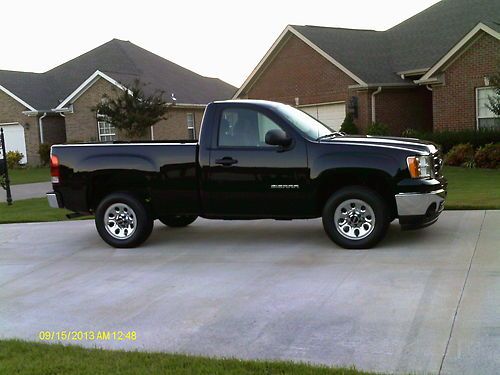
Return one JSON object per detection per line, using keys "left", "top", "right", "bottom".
{"left": 0, "top": 39, "right": 235, "bottom": 165}
{"left": 235, "top": 0, "right": 500, "bottom": 134}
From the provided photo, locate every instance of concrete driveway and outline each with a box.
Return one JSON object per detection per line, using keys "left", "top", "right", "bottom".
{"left": 0, "top": 181, "right": 51, "bottom": 202}
{"left": 0, "top": 211, "right": 498, "bottom": 374}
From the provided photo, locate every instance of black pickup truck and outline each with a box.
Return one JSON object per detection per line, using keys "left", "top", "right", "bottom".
{"left": 47, "top": 100, "right": 447, "bottom": 249}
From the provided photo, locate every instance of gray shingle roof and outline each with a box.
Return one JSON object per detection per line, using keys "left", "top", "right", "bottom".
{"left": 292, "top": 0, "right": 500, "bottom": 85}
{"left": 0, "top": 39, "right": 236, "bottom": 110}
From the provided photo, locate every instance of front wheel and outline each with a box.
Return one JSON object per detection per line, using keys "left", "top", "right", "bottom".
{"left": 322, "top": 186, "right": 389, "bottom": 249}
{"left": 159, "top": 215, "right": 198, "bottom": 228}
{"left": 95, "top": 193, "right": 154, "bottom": 248}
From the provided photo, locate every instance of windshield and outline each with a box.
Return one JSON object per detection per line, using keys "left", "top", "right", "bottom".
{"left": 276, "top": 104, "right": 334, "bottom": 140}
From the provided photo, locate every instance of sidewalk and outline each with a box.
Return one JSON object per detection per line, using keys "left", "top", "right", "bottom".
{"left": 1, "top": 182, "right": 51, "bottom": 202}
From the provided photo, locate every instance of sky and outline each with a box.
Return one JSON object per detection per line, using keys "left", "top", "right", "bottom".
{"left": 1, "top": 0, "right": 440, "bottom": 87}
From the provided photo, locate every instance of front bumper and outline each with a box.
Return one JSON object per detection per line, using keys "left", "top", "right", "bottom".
{"left": 395, "top": 188, "right": 447, "bottom": 230}
{"left": 47, "top": 192, "right": 63, "bottom": 208}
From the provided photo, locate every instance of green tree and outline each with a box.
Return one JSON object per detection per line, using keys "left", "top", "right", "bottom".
{"left": 93, "top": 79, "right": 169, "bottom": 138}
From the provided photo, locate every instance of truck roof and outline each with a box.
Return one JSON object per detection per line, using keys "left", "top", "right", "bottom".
{"left": 211, "top": 99, "right": 285, "bottom": 109}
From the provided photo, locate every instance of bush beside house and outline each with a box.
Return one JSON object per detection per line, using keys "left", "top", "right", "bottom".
{"left": 340, "top": 114, "right": 358, "bottom": 134}
{"left": 38, "top": 144, "right": 51, "bottom": 166}
{"left": 367, "top": 122, "right": 390, "bottom": 136}
{"left": 444, "top": 142, "right": 499, "bottom": 169}
{"left": 474, "top": 143, "right": 500, "bottom": 169}
{"left": 6, "top": 151, "right": 24, "bottom": 169}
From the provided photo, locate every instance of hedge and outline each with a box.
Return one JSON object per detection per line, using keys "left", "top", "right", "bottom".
{"left": 402, "top": 129, "right": 500, "bottom": 153}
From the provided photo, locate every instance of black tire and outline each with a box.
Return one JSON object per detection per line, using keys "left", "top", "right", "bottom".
{"left": 322, "top": 186, "right": 389, "bottom": 249}
{"left": 95, "top": 192, "right": 154, "bottom": 248}
{"left": 159, "top": 215, "right": 198, "bottom": 228}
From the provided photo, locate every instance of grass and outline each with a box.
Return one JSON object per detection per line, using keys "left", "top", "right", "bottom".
{"left": 0, "top": 198, "right": 91, "bottom": 224}
{"left": 444, "top": 166, "right": 500, "bottom": 210}
{"left": 0, "top": 340, "right": 380, "bottom": 375}
{"left": 0, "top": 167, "right": 498, "bottom": 225}
{"left": 8, "top": 167, "right": 50, "bottom": 185}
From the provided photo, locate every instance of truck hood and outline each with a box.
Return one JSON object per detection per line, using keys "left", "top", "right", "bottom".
{"left": 322, "top": 135, "right": 439, "bottom": 155}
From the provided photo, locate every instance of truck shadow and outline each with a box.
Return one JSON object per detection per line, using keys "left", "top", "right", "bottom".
{"left": 145, "top": 220, "right": 436, "bottom": 251}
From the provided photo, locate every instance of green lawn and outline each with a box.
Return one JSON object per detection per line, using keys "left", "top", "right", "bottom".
{"left": 444, "top": 166, "right": 500, "bottom": 210}
{"left": 0, "top": 167, "right": 498, "bottom": 225}
{"left": 0, "top": 340, "right": 378, "bottom": 375}
{"left": 8, "top": 167, "right": 50, "bottom": 185}
{"left": 0, "top": 198, "right": 91, "bottom": 224}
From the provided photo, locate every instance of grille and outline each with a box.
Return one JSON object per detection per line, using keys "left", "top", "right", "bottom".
{"left": 433, "top": 153, "right": 443, "bottom": 176}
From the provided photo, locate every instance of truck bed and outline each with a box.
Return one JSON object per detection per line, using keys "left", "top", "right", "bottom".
{"left": 51, "top": 142, "right": 199, "bottom": 214}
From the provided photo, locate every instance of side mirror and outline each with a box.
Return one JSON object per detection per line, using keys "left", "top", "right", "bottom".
{"left": 265, "top": 129, "right": 292, "bottom": 147}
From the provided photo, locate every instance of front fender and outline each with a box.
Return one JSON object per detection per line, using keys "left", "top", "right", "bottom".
{"left": 310, "top": 151, "right": 401, "bottom": 181}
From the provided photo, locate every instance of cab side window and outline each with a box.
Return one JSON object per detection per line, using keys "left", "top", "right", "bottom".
{"left": 218, "top": 108, "right": 283, "bottom": 147}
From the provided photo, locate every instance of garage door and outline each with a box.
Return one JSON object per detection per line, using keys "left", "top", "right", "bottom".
{"left": 0, "top": 122, "right": 27, "bottom": 164}
{"left": 300, "top": 103, "right": 346, "bottom": 131}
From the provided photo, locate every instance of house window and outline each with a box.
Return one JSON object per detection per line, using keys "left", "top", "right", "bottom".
{"left": 187, "top": 113, "right": 196, "bottom": 139}
{"left": 477, "top": 87, "right": 500, "bottom": 130}
{"left": 97, "top": 119, "right": 116, "bottom": 142}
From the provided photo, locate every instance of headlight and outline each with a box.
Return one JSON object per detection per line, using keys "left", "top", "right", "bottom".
{"left": 407, "top": 155, "right": 433, "bottom": 178}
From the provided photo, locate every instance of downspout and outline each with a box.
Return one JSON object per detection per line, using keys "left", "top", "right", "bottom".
{"left": 38, "top": 112, "right": 47, "bottom": 144}
{"left": 371, "top": 87, "right": 382, "bottom": 123}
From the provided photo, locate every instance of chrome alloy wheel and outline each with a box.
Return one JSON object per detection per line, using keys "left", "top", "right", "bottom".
{"left": 333, "top": 199, "right": 375, "bottom": 240}
{"left": 104, "top": 203, "right": 137, "bottom": 240}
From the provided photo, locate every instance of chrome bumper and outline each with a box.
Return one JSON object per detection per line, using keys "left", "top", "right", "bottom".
{"left": 395, "top": 188, "right": 446, "bottom": 216}
{"left": 47, "top": 192, "right": 62, "bottom": 208}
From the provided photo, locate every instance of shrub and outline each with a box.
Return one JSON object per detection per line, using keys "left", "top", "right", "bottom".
{"left": 401, "top": 128, "right": 422, "bottom": 138}
{"left": 444, "top": 143, "right": 475, "bottom": 167}
{"left": 367, "top": 122, "right": 389, "bottom": 136}
{"left": 6, "top": 151, "right": 24, "bottom": 169}
{"left": 340, "top": 113, "right": 358, "bottom": 134}
{"left": 38, "top": 143, "right": 51, "bottom": 166}
{"left": 474, "top": 143, "right": 500, "bottom": 169}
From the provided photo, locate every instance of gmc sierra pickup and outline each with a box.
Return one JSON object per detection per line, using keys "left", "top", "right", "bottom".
{"left": 47, "top": 100, "right": 447, "bottom": 249}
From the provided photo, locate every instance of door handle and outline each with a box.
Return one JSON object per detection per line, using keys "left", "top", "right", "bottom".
{"left": 215, "top": 157, "right": 238, "bottom": 166}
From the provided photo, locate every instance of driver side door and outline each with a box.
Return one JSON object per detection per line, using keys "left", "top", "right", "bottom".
{"left": 205, "top": 105, "right": 309, "bottom": 217}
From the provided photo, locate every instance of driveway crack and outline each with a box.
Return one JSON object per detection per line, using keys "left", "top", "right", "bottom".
{"left": 438, "top": 210, "right": 486, "bottom": 375}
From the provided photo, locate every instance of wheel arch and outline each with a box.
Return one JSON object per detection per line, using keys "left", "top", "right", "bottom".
{"left": 87, "top": 171, "right": 154, "bottom": 215}
{"left": 315, "top": 168, "right": 397, "bottom": 219}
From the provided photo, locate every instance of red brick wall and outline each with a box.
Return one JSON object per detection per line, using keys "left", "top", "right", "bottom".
{"left": 375, "top": 87, "right": 433, "bottom": 135}
{"left": 349, "top": 89, "right": 372, "bottom": 134}
{"left": 433, "top": 32, "right": 500, "bottom": 131}
{"left": 243, "top": 34, "right": 357, "bottom": 106}
{"left": 152, "top": 107, "right": 205, "bottom": 140}
{"left": 240, "top": 34, "right": 433, "bottom": 135}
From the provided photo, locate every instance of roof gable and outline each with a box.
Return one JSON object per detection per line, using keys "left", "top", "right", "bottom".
{"left": 56, "top": 70, "right": 127, "bottom": 110}
{"left": 386, "top": 0, "right": 500, "bottom": 73}
{"left": 417, "top": 22, "right": 500, "bottom": 83}
{"left": 236, "top": 0, "right": 500, "bottom": 94}
{"left": 233, "top": 25, "right": 366, "bottom": 99}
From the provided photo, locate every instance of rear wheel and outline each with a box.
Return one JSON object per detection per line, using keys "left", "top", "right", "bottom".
{"left": 159, "top": 215, "right": 198, "bottom": 228}
{"left": 322, "top": 186, "right": 389, "bottom": 249}
{"left": 95, "top": 193, "right": 153, "bottom": 248}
